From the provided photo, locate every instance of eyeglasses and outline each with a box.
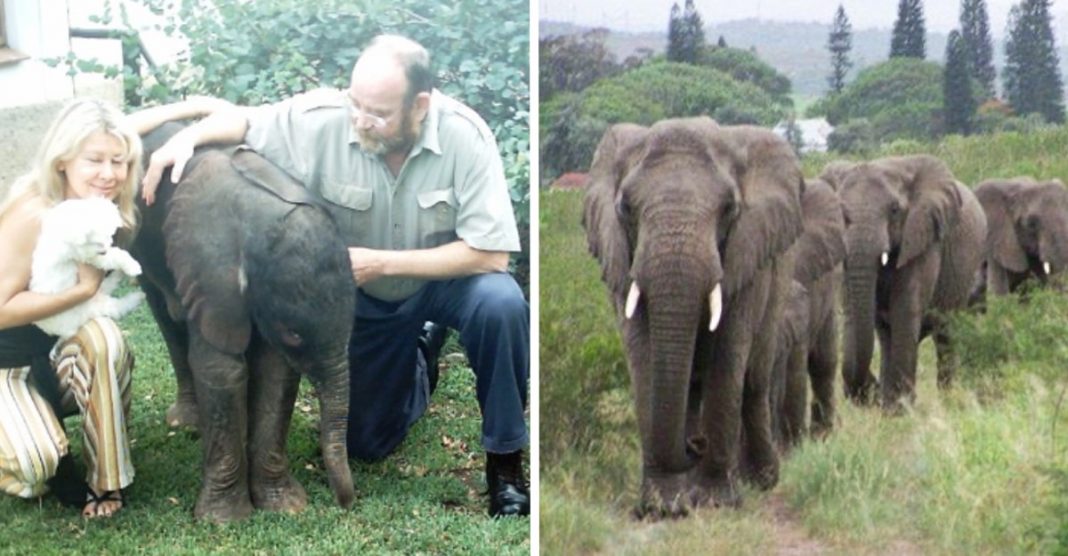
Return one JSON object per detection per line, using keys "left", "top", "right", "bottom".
{"left": 346, "top": 96, "right": 395, "bottom": 129}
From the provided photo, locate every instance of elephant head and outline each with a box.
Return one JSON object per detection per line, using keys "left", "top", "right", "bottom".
{"left": 583, "top": 117, "right": 803, "bottom": 511}
{"left": 831, "top": 155, "right": 963, "bottom": 401}
{"left": 975, "top": 177, "right": 1068, "bottom": 280}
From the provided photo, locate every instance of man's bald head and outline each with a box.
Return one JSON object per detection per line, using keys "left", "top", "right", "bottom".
{"left": 353, "top": 35, "right": 434, "bottom": 105}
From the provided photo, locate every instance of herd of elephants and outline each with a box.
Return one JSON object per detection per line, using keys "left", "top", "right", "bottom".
{"left": 581, "top": 116, "right": 1066, "bottom": 518}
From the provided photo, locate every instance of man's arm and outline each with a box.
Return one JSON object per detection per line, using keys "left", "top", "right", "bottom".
{"left": 140, "top": 107, "right": 252, "bottom": 205}
{"left": 348, "top": 240, "right": 508, "bottom": 286}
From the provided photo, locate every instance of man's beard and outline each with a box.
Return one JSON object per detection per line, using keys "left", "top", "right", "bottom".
{"left": 358, "top": 110, "right": 420, "bottom": 156}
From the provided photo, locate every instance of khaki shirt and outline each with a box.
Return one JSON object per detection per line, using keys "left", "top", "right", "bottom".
{"left": 245, "top": 88, "right": 521, "bottom": 302}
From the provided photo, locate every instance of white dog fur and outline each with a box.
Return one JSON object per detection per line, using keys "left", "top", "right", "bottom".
{"left": 30, "top": 197, "right": 144, "bottom": 339}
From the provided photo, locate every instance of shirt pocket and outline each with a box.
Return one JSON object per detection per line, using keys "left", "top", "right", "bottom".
{"left": 416, "top": 188, "right": 458, "bottom": 246}
{"left": 321, "top": 181, "right": 375, "bottom": 243}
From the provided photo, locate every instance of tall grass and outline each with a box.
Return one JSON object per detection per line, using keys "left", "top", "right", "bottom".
{"left": 1, "top": 300, "right": 529, "bottom": 553}
{"left": 541, "top": 122, "right": 1068, "bottom": 553}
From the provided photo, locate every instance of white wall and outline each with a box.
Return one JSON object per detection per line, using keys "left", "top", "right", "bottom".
{"left": 0, "top": 0, "right": 74, "bottom": 108}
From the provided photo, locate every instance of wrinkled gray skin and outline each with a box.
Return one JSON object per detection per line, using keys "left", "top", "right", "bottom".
{"left": 770, "top": 178, "right": 845, "bottom": 450}
{"left": 973, "top": 178, "right": 1068, "bottom": 297}
{"left": 584, "top": 117, "right": 804, "bottom": 518}
{"left": 131, "top": 122, "right": 356, "bottom": 523}
{"left": 827, "top": 156, "right": 987, "bottom": 410}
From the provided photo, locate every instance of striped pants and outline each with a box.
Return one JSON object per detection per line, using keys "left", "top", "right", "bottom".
{"left": 0, "top": 318, "right": 134, "bottom": 498}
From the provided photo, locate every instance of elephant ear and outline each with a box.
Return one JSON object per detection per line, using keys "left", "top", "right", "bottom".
{"left": 164, "top": 150, "right": 252, "bottom": 355}
{"left": 818, "top": 160, "right": 856, "bottom": 192}
{"left": 582, "top": 123, "right": 649, "bottom": 303}
{"left": 975, "top": 179, "right": 1028, "bottom": 272}
{"left": 231, "top": 147, "right": 321, "bottom": 207}
{"left": 898, "top": 156, "right": 963, "bottom": 268}
{"left": 793, "top": 178, "right": 847, "bottom": 284}
{"left": 719, "top": 126, "right": 805, "bottom": 297}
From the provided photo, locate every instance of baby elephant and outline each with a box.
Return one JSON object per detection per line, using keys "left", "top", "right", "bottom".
{"left": 31, "top": 197, "right": 143, "bottom": 339}
{"left": 770, "top": 178, "right": 845, "bottom": 451}
{"left": 974, "top": 177, "right": 1068, "bottom": 297}
{"left": 133, "top": 123, "right": 356, "bottom": 522}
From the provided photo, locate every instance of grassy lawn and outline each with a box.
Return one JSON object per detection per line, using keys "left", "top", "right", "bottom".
{"left": 539, "top": 135, "right": 1068, "bottom": 554}
{"left": 1, "top": 299, "right": 529, "bottom": 553}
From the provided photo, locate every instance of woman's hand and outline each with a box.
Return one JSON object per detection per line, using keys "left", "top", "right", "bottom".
{"left": 74, "top": 264, "right": 105, "bottom": 301}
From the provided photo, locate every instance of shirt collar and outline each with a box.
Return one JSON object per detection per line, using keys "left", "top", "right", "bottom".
{"left": 347, "top": 89, "right": 443, "bottom": 157}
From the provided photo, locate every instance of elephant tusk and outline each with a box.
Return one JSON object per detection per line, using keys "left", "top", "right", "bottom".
{"left": 1044, "top": 261, "right": 1052, "bottom": 275}
{"left": 709, "top": 283, "right": 723, "bottom": 331}
{"left": 625, "top": 281, "right": 641, "bottom": 319}
{"left": 881, "top": 252, "right": 889, "bottom": 267}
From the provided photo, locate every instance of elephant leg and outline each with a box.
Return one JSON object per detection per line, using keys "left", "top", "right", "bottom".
{"left": 738, "top": 269, "right": 780, "bottom": 490}
{"left": 188, "top": 330, "right": 253, "bottom": 522}
{"left": 882, "top": 256, "right": 937, "bottom": 411}
{"left": 933, "top": 325, "right": 956, "bottom": 390}
{"left": 808, "top": 311, "right": 837, "bottom": 438}
{"left": 987, "top": 261, "right": 1012, "bottom": 297}
{"left": 781, "top": 338, "right": 808, "bottom": 450}
{"left": 769, "top": 346, "right": 788, "bottom": 450}
{"left": 141, "top": 280, "right": 197, "bottom": 428}
{"left": 692, "top": 336, "right": 744, "bottom": 509}
{"left": 247, "top": 337, "right": 307, "bottom": 513}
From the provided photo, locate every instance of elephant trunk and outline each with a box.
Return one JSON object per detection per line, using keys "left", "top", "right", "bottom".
{"left": 842, "top": 250, "right": 879, "bottom": 403}
{"left": 311, "top": 354, "right": 355, "bottom": 509}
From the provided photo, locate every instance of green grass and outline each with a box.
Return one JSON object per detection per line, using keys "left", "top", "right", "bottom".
{"left": 540, "top": 137, "right": 1068, "bottom": 554}
{"left": 0, "top": 300, "right": 529, "bottom": 553}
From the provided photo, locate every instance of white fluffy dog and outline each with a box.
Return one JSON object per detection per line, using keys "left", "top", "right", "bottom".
{"left": 30, "top": 197, "right": 145, "bottom": 339}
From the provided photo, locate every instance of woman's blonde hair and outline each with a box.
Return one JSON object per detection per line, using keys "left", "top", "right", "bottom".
{"left": 1, "top": 97, "right": 142, "bottom": 235}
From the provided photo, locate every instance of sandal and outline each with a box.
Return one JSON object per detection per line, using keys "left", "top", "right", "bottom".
{"left": 83, "top": 488, "right": 125, "bottom": 518}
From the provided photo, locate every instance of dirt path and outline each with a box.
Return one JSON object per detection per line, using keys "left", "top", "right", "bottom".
{"left": 765, "top": 493, "right": 832, "bottom": 555}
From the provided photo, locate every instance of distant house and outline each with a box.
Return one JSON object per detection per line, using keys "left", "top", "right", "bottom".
{"left": 772, "top": 117, "right": 834, "bottom": 154}
{"left": 550, "top": 172, "right": 590, "bottom": 191}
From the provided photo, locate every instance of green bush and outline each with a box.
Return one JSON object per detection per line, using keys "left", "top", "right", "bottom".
{"left": 827, "top": 118, "right": 876, "bottom": 154}
{"left": 697, "top": 46, "right": 793, "bottom": 107}
{"left": 540, "top": 61, "right": 785, "bottom": 179}
{"left": 821, "top": 58, "right": 944, "bottom": 142}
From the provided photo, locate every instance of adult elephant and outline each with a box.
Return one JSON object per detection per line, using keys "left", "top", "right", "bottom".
{"left": 827, "top": 156, "right": 986, "bottom": 410}
{"left": 131, "top": 122, "right": 356, "bottom": 522}
{"left": 974, "top": 177, "right": 1068, "bottom": 296}
{"left": 771, "top": 178, "right": 845, "bottom": 450}
{"left": 583, "top": 117, "right": 804, "bottom": 518}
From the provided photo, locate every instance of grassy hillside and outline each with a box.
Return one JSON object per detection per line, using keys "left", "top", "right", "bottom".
{"left": 539, "top": 127, "right": 1068, "bottom": 554}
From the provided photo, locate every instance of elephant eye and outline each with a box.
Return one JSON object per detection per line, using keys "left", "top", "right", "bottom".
{"left": 615, "top": 197, "right": 632, "bottom": 222}
{"left": 280, "top": 329, "right": 304, "bottom": 348}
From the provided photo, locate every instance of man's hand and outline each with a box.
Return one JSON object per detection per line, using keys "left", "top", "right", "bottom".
{"left": 348, "top": 247, "right": 390, "bottom": 286}
{"left": 141, "top": 132, "right": 197, "bottom": 206}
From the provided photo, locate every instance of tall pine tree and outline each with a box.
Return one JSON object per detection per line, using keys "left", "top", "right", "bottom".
{"left": 1003, "top": 0, "right": 1065, "bottom": 123}
{"left": 944, "top": 30, "right": 977, "bottom": 135}
{"left": 960, "top": 0, "right": 996, "bottom": 99}
{"left": 667, "top": 0, "right": 705, "bottom": 64}
{"left": 827, "top": 4, "right": 853, "bottom": 94}
{"left": 668, "top": 3, "right": 684, "bottom": 62}
{"left": 890, "top": 0, "right": 926, "bottom": 58}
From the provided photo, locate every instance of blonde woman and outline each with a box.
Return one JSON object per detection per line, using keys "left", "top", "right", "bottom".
{"left": 0, "top": 96, "right": 224, "bottom": 518}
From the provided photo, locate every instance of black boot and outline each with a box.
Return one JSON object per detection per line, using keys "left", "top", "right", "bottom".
{"left": 485, "top": 450, "right": 530, "bottom": 517}
{"left": 417, "top": 322, "right": 448, "bottom": 395}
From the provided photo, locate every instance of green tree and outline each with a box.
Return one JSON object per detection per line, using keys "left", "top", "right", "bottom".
{"left": 827, "top": 4, "right": 853, "bottom": 94}
{"left": 1003, "top": 0, "right": 1065, "bottom": 123}
{"left": 818, "top": 58, "right": 943, "bottom": 142}
{"left": 667, "top": 0, "right": 705, "bottom": 64}
{"left": 960, "top": 0, "right": 996, "bottom": 99}
{"left": 944, "top": 30, "right": 977, "bottom": 135}
{"left": 539, "top": 29, "right": 620, "bottom": 100}
{"left": 697, "top": 46, "right": 793, "bottom": 106}
{"left": 890, "top": 0, "right": 926, "bottom": 59}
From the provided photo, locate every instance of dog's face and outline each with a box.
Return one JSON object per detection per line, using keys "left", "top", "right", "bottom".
{"left": 45, "top": 198, "right": 124, "bottom": 256}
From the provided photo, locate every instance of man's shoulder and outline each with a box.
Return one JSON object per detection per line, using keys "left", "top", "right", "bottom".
{"left": 291, "top": 88, "right": 348, "bottom": 114}
{"left": 433, "top": 91, "right": 494, "bottom": 143}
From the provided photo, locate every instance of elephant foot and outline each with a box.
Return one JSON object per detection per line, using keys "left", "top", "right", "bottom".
{"left": 740, "top": 453, "right": 779, "bottom": 491}
{"left": 194, "top": 486, "right": 254, "bottom": 523}
{"left": 166, "top": 399, "right": 199, "bottom": 429}
{"left": 844, "top": 378, "right": 879, "bottom": 406}
{"left": 633, "top": 472, "right": 698, "bottom": 520}
{"left": 688, "top": 473, "right": 741, "bottom": 509}
{"left": 250, "top": 474, "right": 308, "bottom": 513}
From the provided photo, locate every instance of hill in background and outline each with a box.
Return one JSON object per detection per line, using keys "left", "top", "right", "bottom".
{"left": 541, "top": 18, "right": 1068, "bottom": 98}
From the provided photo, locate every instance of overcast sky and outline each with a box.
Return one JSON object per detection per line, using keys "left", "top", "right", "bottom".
{"left": 539, "top": 0, "right": 1033, "bottom": 36}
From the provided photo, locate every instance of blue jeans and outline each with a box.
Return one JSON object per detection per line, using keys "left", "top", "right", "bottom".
{"left": 345, "top": 272, "right": 529, "bottom": 461}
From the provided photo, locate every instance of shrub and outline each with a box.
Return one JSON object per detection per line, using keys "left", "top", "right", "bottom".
{"left": 696, "top": 46, "right": 793, "bottom": 107}
{"left": 827, "top": 118, "right": 876, "bottom": 154}
{"left": 821, "top": 58, "right": 943, "bottom": 142}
